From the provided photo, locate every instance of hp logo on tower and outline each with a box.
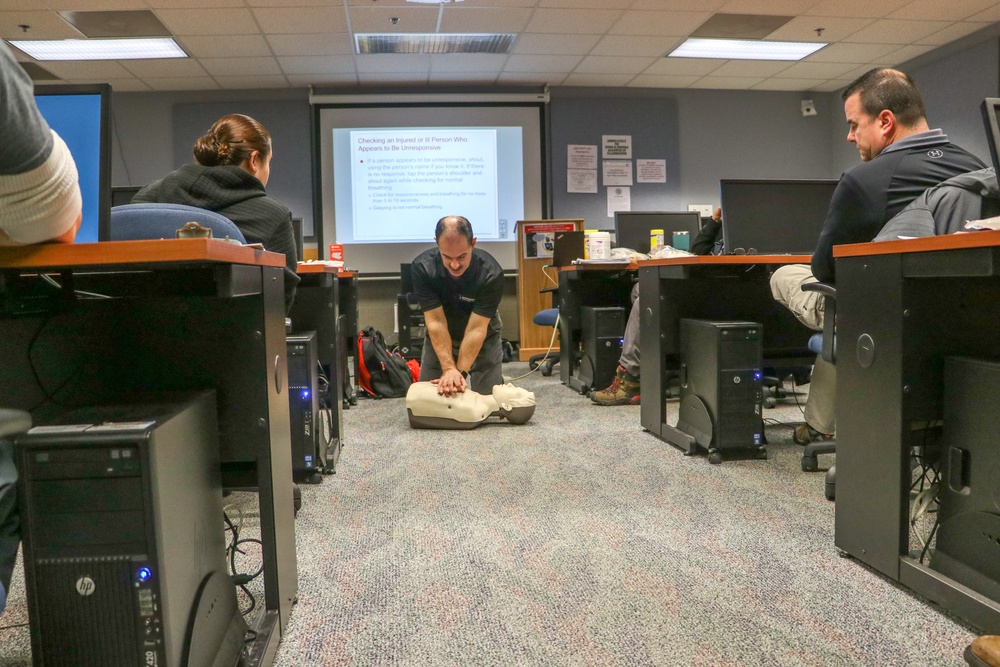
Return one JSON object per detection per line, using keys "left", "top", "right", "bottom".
{"left": 75, "top": 576, "right": 96, "bottom": 596}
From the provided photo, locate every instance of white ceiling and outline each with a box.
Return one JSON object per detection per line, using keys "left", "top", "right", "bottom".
{"left": 3, "top": 0, "right": 1000, "bottom": 93}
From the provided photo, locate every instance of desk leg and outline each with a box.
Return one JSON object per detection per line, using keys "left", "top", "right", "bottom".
{"left": 639, "top": 266, "right": 669, "bottom": 437}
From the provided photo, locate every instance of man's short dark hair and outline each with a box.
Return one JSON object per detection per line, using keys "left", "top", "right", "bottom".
{"left": 842, "top": 68, "right": 926, "bottom": 127}
{"left": 435, "top": 216, "right": 474, "bottom": 244}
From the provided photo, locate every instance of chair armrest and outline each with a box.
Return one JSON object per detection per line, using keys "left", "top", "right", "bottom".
{"left": 801, "top": 281, "right": 837, "bottom": 364}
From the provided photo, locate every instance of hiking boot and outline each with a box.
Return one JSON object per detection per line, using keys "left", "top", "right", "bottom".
{"left": 793, "top": 423, "right": 834, "bottom": 445}
{"left": 591, "top": 366, "right": 640, "bottom": 406}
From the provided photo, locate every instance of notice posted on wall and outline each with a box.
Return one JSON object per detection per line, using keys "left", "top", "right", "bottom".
{"left": 567, "top": 169, "right": 598, "bottom": 193}
{"left": 636, "top": 159, "right": 666, "bottom": 183}
{"left": 602, "top": 134, "right": 632, "bottom": 159}
{"left": 567, "top": 144, "right": 598, "bottom": 169}
{"left": 607, "top": 186, "right": 631, "bottom": 218}
{"left": 603, "top": 160, "right": 633, "bottom": 187}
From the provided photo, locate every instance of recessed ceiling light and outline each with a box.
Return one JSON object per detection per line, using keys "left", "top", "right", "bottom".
{"left": 8, "top": 37, "right": 186, "bottom": 61}
{"left": 356, "top": 33, "right": 514, "bottom": 54}
{"left": 667, "top": 38, "right": 825, "bottom": 61}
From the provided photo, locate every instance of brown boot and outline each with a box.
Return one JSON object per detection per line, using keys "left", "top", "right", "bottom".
{"left": 966, "top": 635, "right": 1000, "bottom": 667}
{"left": 793, "top": 423, "right": 834, "bottom": 445}
{"left": 591, "top": 366, "right": 640, "bottom": 406}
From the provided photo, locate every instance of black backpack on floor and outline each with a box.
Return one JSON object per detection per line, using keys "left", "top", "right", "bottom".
{"left": 357, "top": 327, "right": 413, "bottom": 398}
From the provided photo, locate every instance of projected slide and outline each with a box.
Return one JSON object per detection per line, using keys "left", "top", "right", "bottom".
{"left": 350, "top": 128, "right": 499, "bottom": 242}
{"left": 332, "top": 125, "right": 523, "bottom": 246}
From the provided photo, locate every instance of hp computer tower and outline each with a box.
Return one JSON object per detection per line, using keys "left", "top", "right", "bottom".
{"left": 14, "top": 392, "right": 246, "bottom": 667}
{"left": 398, "top": 264, "right": 426, "bottom": 360}
{"left": 287, "top": 332, "right": 321, "bottom": 483}
{"left": 931, "top": 356, "right": 1000, "bottom": 601}
{"left": 675, "top": 319, "right": 765, "bottom": 463}
{"left": 575, "top": 306, "right": 625, "bottom": 393}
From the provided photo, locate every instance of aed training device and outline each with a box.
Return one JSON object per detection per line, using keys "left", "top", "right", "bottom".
{"left": 670, "top": 319, "right": 766, "bottom": 464}
{"left": 13, "top": 392, "right": 247, "bottom": 667}
{"left": 287, "top": 331, "right": 322, "bottom": 484}
{"left": 931, "top": 356, "right": 1000, "bottom": 602}
{"left": 573, "top": 306, "right": 625, "bottom": 394}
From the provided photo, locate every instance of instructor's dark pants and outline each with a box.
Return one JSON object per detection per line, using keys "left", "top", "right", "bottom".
{"left": 419, "top": 316, "right": 504, "bottom": 393}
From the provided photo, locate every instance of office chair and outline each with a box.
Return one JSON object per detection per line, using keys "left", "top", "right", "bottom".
{"left": 110, "top": 203, "right": 247, "bottom": 243}
{"left": 528, "top": 287, "right": 560, "bottom": 376}
{"left": 799, "top": 281, "right": 837, "bottom": 501}
{"left": 0, "top": 408, "right": 31, "bottom": 616}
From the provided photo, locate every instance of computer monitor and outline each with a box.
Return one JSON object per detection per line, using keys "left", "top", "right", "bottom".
{"left": 720, "top": 179, "right": 838, "bottom": 255}
{"left": 290, "top": 217, "right": 304, "bottom": 262}
{"left": 614, "top": 211, "right": 701, "bottom": 254}
{"left": 980, "top": 98, "right": 1000, "bottom": 174}
{"left": 111, "top": 185, "right": 142, "bottom": 207}
{"left": 34, "top": 84, "right": 112, "bottom": 243}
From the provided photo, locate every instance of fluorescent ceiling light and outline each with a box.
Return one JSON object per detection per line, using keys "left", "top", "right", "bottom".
{"left": 9, "top": 37, "right": 186, "bottom": 61}
{"left": 356, "top": 33, "right": 514, "bottom": 54}
{"left": 668, "top": 38, "right": 825, "bottom": 61}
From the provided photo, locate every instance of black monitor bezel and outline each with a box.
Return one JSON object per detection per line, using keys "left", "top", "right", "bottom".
{"left": 980, "top": 98, "right": 1000, "bottom": 175}
{"left": 719, "top": 178, "right": 838, "bottom": 255}
{"left": 613, "top": 210, "right": 702, "bottom": 254}
{"left": 34, "top": 83, "right": 113, "bottom": 243}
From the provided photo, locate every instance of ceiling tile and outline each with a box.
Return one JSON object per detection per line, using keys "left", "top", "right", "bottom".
{"left": 178, "top": 34, "right": 273, "bottom": 58}
{"left": 144, "top": 76, "right": 220, "bottom": 90}
{"left": 811, "top": 78, "right": 853, "bottom": 92}
{"left": 888, "top": 0, "right": 997, "bottom": 21}
{"left": 841, "top": 19, "right": 950, "bottom": 44}
{"left": 355, "top": 53, "right": 430, "bottom": 73}
{"left": 429, "top": 53, "right": 508, "bottom": 72}
{"left": 245, "top": 0, "right": 331, "bottom": 6}
{"left": 610, "top": 10, "right": 713, "bottom": 37}
{"left": 286, "top": 73, "right": 357, "bottom": 86}
{"left": 104, "top": 77, "right": 151, "bottom": 91}
{"left": 357, "top": 71, "right": 428, "bottom": 84}
{"left": 440, "top": 7, "right": 532, "bottom": 33}
{"left": 751, "top": 77, "right": 827, "bottom": 91}
{"left": 148, "top": 0, "right": 243, "bottom": 7}
{"left": 46, "top": 0, "right": 147, "bottom": 10}
{"left": 802, "top": 42, "right": 898, "bottom": 63}
{"left": 539, "top": 0, "right": 632, "bottom": 8}
{"left": 642, "top": 57, "right": 725, "bottom": 76}
{"left": 121, "top": 57, "right": 207, "bottom": 77}
{"left": 688, "top": 75, "right": 764, "bottom": 89}
{"left": 524, "top": 8, "right": 620, "bottom": 35}
{"left": 277, "top": 55, "right": 356, "bottom": 75}
{"left": 1, "top": 11, "right": 82, "bottom": 40}
{"left": 627, "top": 74, "right": 701, "bottom": 88}
{"left": 347, "top": 7, "right": 437, "bottom": 34}
{"left": 802, "top": 0, "right": 911, "bottom": 19}
{"left": 710, "top": 60, "right": 794, "bottom": 77}
{"left": 882, "top": 43, "right": 937, "bottom": 64}
{"left": 575, "top": 55, "right": 658, "bottom": 75}
{"left": 200, "top": 56, "right": 282, "bottom": 76}
{"left": 561, "top": 72, "right": 636, "bottom": 87}
{"left": 765, "top": 15, "right": 874, "bottom": 42}
{"left": 511, "top": 33, "right": 601, "bottom": 55}
{"left": 590, "top": 35, "right": 682, "bottom": 58}
{"left": 773, "top": 60, "right": 857, "bottom": 79}
{"left": 0, "top": 0, "right": 47, "bottom": 9}
{"left": 255, "top": 7, "right": 350, "bottom": 34}
{"left": 916, "top": 21, "right": 993, "bottom": 46}
{"left": 503, "top": 53, "right": 583, "bottom": 72}
{"left": 718, "top": 0, "right": 819, "bottom": 14}
{"left": 630, "top": 0, "right": 726, "bottom": 9}
{"left": 427, "top": 71, "right": 501, "bottom": 84}
{"left": 155, "top": 8, "right": 259, "bottom": 36}
{"left": 968, "top": 4, "right": 1000, "bottom": 22}
{"left": 496, "top": 71, "right": 567, "bottom": 85}
{"left": 214, "top": 74, "right": 290, "bottom": 89}
{"left": 267, "top": 33, "right": 354, "bottom": 57}
{"left": 40, "top": 60, "right": 135, "bottom": 79}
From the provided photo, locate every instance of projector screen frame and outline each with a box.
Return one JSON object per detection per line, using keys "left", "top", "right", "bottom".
{"left": 311, "top": 93, "right": 549, "bottom": 274}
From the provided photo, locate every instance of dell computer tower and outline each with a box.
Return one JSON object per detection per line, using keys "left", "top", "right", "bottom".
{"left": 575, "top": 306, "right": 625, "bottom": 393}
{"left": 675, "top": 319, "right": 765, "bottom": 463}
{"left": 287, "top": 332, "right": 321, "bottom": 483}
{"left": 931, "top": 356, "right": 1000, "bottom": 601}
{"left": 14, "top": 392, "right": 246, "bottom": 667}
{"left": 398, "top": 264, "right": 426, "bottom": 360}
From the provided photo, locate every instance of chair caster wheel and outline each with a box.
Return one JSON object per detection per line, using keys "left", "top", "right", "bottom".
{"left": 802, "top": 455, "right": 818, "bottom": 472}
{"left": 755, "top": 448, "right": 768, "bottom": 460}
{"left": 708, "top": 450, "right": 722, "bottom": 465}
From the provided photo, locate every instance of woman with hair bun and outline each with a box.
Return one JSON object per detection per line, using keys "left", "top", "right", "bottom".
{"left": 133, "top": 113, "right": 299, "bottom": 310}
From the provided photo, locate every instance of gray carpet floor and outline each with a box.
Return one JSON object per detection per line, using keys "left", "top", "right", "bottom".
{"left": 0, "top": 362, "right": 979, "bottom": 666}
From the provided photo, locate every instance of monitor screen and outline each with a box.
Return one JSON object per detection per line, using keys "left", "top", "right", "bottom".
{"left": 34, "top": 84, "right": 112, "bottom": 243}
{"left": 111, "top": 185, "right": 142, "bottom": 208}
{"left": 614, "top": 211, "right": 701, "bottom": 254}
{"left": 720, "top": 179, "right": 838, "bottom": 255}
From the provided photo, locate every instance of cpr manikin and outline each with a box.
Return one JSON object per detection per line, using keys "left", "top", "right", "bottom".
{"left": 406, "top": 382, "right": 536, "bottom": 429}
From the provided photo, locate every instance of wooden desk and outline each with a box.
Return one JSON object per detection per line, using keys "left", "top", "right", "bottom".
{"left": 0, "top": 239, "right": 297, "bottom": 666}
{"left": 637, "top": 254, "right": 814, "bottom": 444}
{"left": 557, "top": 262, "right": 636, "bottom": 392}
{"left": 833, "top": 230, "right": 1000, "bottom": 632}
